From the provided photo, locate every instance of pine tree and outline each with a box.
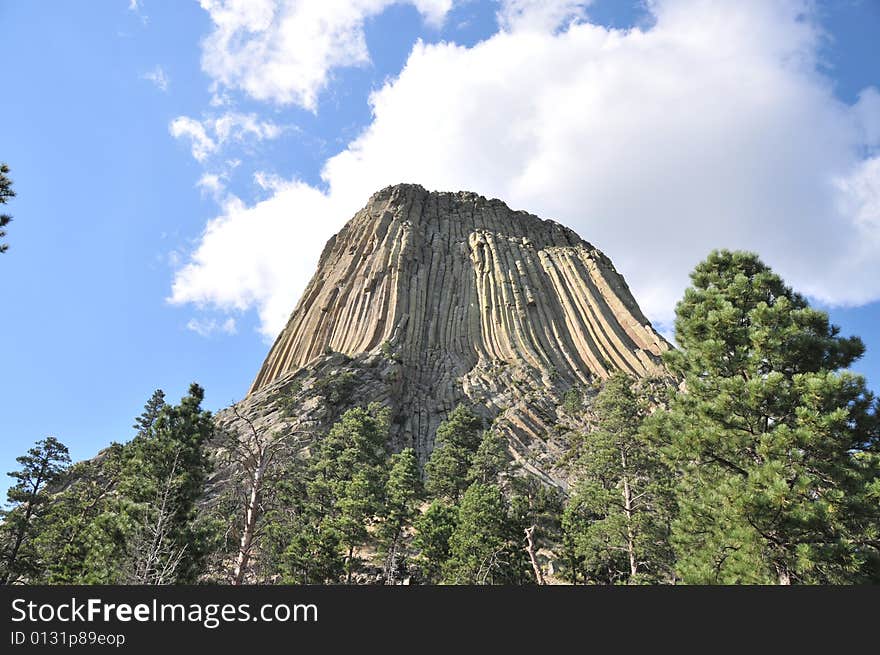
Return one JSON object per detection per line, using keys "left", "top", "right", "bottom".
{"left": 1, "top": 386, "right": 217, "bottom": 585}
{"left": 280, "top": 517, "right": 343, "bottom": 584}
{"left": 425, "top": 404, "right": 483, "bottom": 500}
{"left": 649, "top": 250, "right": 880, "bottom": 584}
{"left": 443, "top": 482, "right": 528, "bottom": 584}
{"left": 562, "top": 373, "right": 675, "bottom": 584}
{"left": 255, "top": 446, "right": 343, "bottom": 585}
{"left": 34, "top": 444, "right": 131, "bottom": 584}
{"left": 281, "top": 404, "right": 390, "bottom": 584}
{"left": 509, "top": 477, "right": 564, "bottom": 585}
{"left": 379, "top": 448, "right": 422, "bottom": 583}
{"left": 420, "top": 424, "right": 556, "bottom": 585}
{"left": 133, "top": 390, "right": 166, "bottom": 438}
{"left": 120, "top": 383, "right": 215, "bottom": 583}
{"left": 325, "top": 405, "right": 389, "bottom": 583}
{"left": 0, "top": 436, "right": 71, "bottom": 584}
{"left": 276, "top": 468, "right": 345, "bottom": 584}
{"left": 412, "top": 500, "right": 458, "bottom": 583}
{"left": 561, "top": 496, "right": 591, "bottom": 584}
{"left": 467, "top": 430, "right": 510, "bottom": 485}
{"left": 0, "top": 163, "right": 15, "bottom": 254}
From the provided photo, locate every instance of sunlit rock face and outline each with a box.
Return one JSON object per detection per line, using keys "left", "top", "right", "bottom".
{"left": 229, "top": 184, "right": 670, "bottom": 486}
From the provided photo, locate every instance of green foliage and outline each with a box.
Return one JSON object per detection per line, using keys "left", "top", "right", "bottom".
{"left": 380, "top": 340, "right": 397, "bottom": 361}
{"left": 133, "top": 389, "right": 166, "bottom": 438}
{"left": 508, "top": 478, "right": 564, "bottom": 537}
{"left": 412, "top": 500, "right": 458, "bottom": 583}
{"left": 379, "top": 448, "right": 422, "bottom": 580}
{"left": 276, "top": 404, "right": 391, "bottom": 584}
{"left": 246, "top": 454, "right": 343, "bottom": 585}
{"left": 562, "top": 373, "right": 675, "bottom": 584}
{"left": 425, "top": 405, "right": 484, "bottom": 500}
{"left": 562, "top": 388, "right": 582, "bottom": 414}
{"left": 10, "top": 386, "right": 217, "bottom": 585}
{"left": 274, "top": 378, "right": 303, "bottom": 417}
{"left": 121, "top": 383, "right": 216, "bottom": 583}
{"left": 467, "top": 430, "right": 510, "bottom": 485}
{"left": 648, "top": 250, "right": 880, "bottom": 584}
{"left": 443, "top": 482, "right": 529, "bottom": 584}
{"left": 314, "top": 371, "right": 358, "bottom": 407}
{"left": 33, "top": 445, "right": 131, "bottom": 584}
{"left": 509, "top": 475, "right": 564, "bottom": 584}
{"left": 281, "top": 518, "right": 344, "bottom": 584}
{"left": 419, "top": 411, "right": 551, "bottom": 585}
{"left": 0, "top": 162, "right": 15, "bottom": 253}
{"left": 0, "top": 436, "right": 71, "bottom": 584}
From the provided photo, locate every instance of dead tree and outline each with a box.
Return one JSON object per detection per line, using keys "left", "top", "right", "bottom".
{"left": 132, "top": 450, "right": 186, "bottom": 585}
{"left": 476, "top": 547, "right": 512, "bottom": 585}
{"left": 227, "top": 405, "right": 310, "bottom": 585}
{"left": 524, "top": 524, "right": 545, "bottom": 585}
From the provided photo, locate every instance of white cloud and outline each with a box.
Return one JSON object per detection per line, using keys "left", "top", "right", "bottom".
{"left": 213, "top": 112, "right": 283, "bottom": 142}
{"left": 186, "top": 316, "right": 238, "bottom": 337}
{"left": 128, "top": 0, "right": 149, "bottom": 24}
{"left": 142, "top": 65, "right": 169, "bottom": 92}
{"left": 253, "top": 170, "right": 287, "bottom": 192}
{"left": 169, "top": 112, "right": 282, "bottom": 162}
{"left": 853, "top": 87, "right": 880, "bottom": 147}
{"left": 197, "top": 172, "right": 226, "bottom": 198}
{"left": 497, "top": 0, "right": 591, "bottom": 33}
{"left": 831, "top": 155, "right": 880, "bottom": 299}
{"left": 170, "top": 117, "right": 217, "bottom": 162}
{"left": 198, "top": 0, "right": 453, "bottom": 110}
{"left": 172, "top": 0, "right": 880, "bottom": 341}
{"left": 171, "top": 183, "right": 346, "bottom": 337}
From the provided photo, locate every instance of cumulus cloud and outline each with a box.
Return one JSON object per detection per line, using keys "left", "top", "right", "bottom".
{"left": 142, "top": 65, "right": 170, "bottom": 91}
{"left": 171, "top": 183, "right": 346, "bottom": 336}
{"left": 186, "top": 316, "right": 238, "bottom": 337}
{"left": 172, "top": 0, "right": 880, "bottom": 340}
{"left": 170, "top": 112, "right": 282, "bottom": 162}
{"left": 198, "top": 0, "right": 453, "bottom": 110}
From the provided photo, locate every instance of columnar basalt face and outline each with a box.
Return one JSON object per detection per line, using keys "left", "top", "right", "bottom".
{"left": 240, "top": 184, "right": 671, "bottom": 484}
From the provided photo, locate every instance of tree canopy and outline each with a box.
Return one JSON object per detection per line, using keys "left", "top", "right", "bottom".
{"left": 648, "top": 250, "right": 880, "bottom": 584}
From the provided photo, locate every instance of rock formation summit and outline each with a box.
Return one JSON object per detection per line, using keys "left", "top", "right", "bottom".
{"left": 222, "top": 184, "right": 670, "bottom": 486}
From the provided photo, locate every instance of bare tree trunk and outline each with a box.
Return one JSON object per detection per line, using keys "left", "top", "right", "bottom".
{"left": 227, "top": 405, "right": 311, "bottom": 585}
{"left": 384, "top": 533, "right": 400, "bottom": 585}
{"left": 229, "top": 406, "right": 269, "bottom": 586}
{"left": 620, "top": 449, "right": 638, "bottom": 580}
{"left": 525, "top": 525, "right": 545, "bottom": 585}
{"left": 134, "top": 450, "right": 186, "bottom": 585}
{"left": 232, "top": 446, "right": 267, "bottom": 586}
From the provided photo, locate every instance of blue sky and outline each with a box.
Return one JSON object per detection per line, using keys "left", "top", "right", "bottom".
{"left": 1, "top": 0, "right": 878, "bottom": 484}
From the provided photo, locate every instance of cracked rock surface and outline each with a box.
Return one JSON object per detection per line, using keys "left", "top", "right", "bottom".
{"left": 218, "top": 184, "right": 671, "bottom": 487}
